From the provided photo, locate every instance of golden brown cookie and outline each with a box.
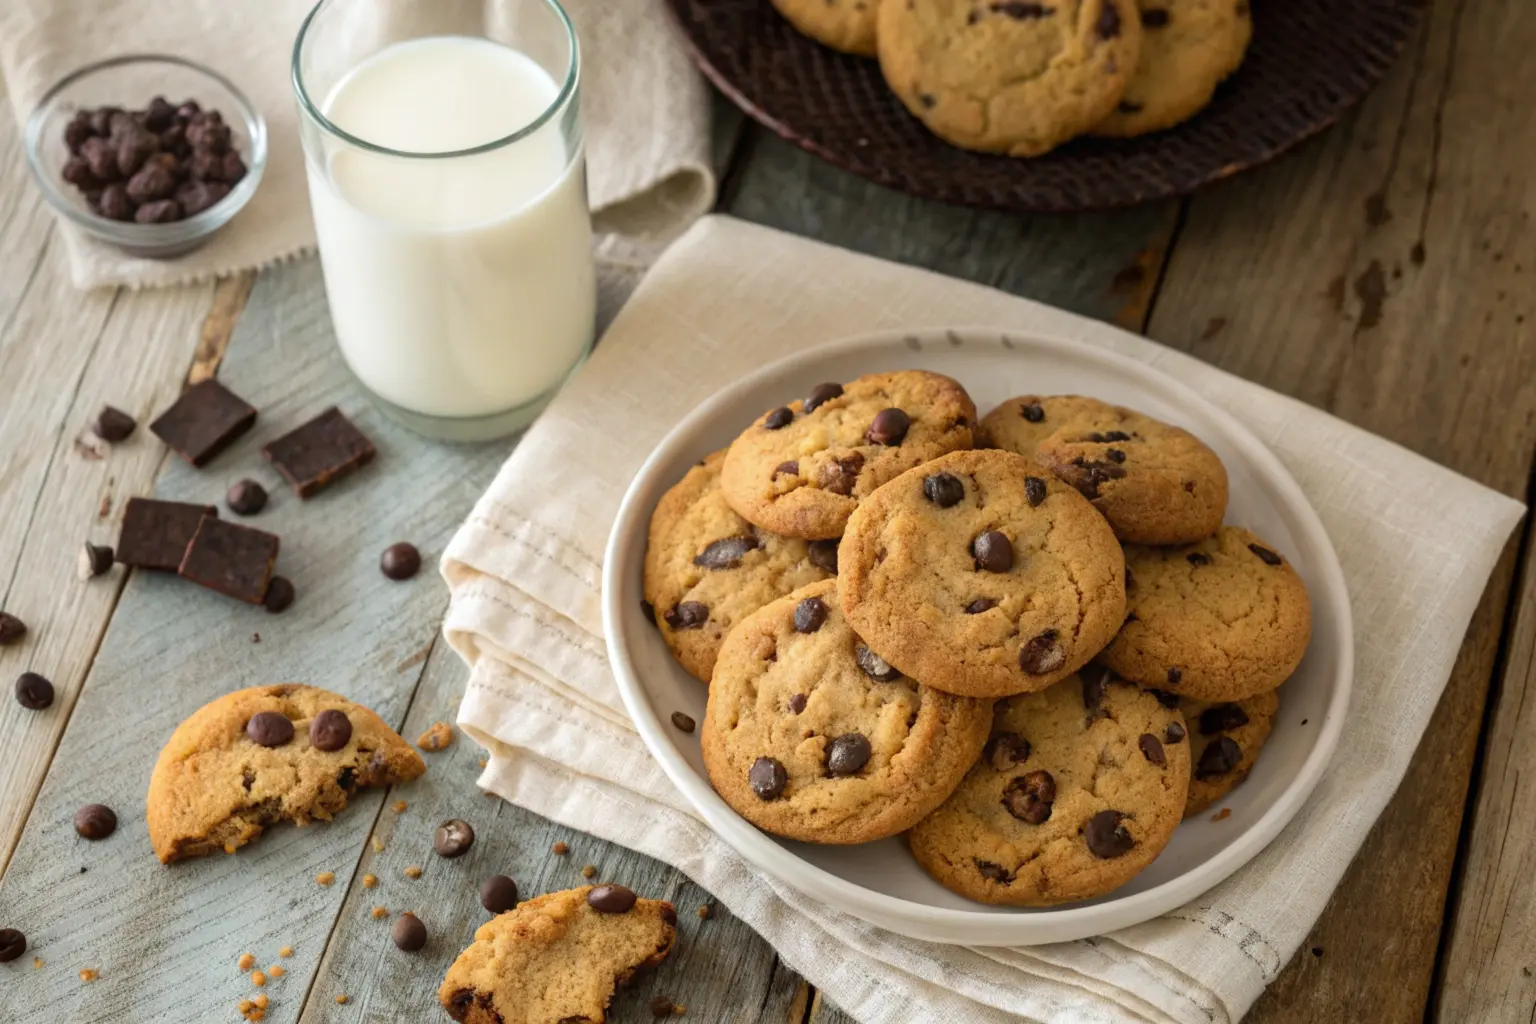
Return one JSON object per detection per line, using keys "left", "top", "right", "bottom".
{"left": 978, "top": 394, "right": 1228, "bottom": 544}
{"left": 839, "top": 449, "right": 1126, "bottom": 698}
{"left": 1094, "top": 0, "right": 1252, "bottom": 137}
{"left": 771, "top": 0, "right": 879, "bottom": 56}
{"left": 147, "top": 684, "right": 425, "bottom": 864}
{"left": 644, "top": 450, "right": 835, "bottom": 682}
{"left": 702, "top": 580, "right": 991, "bottom": 843}
{"left": 1181, "top": 690, "right": 1277, "bottom": 816}
{"left": 1103, "top": 526, "right": 1312, "bottom": 701}
{"left": 909, "top": 672, "right": 1190, "bottom": 906}
{"left": 720, "top": 370, "right": 976, "bottom": 540}
{"left": 440, "top": 885, "right": 676, "bottom": 1024}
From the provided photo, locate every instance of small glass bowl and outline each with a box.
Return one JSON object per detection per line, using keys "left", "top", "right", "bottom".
{"left": 25, "top": 55, "right": 267, "bottom": 259}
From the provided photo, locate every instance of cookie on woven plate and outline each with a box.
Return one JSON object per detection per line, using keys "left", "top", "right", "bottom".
{"left": 977, "top": 394, "right": 1228, "bottom": 544}
{"left": 702, "top": 579, "right": 991, "bottom": 843}
{"left": 839, "top": 449, "right": 1126, "bottom": 698}
{"left": 771, "top": 0, "right": 878, "bottom": 56}
{"left": 1180, "top": 690, "right": 1278, "bottom": 817}
{"left": 909, "top": 671, "right": 1190, "bottom": 906}
{"left": 644, "top": 449, "right": 835, "bottom": 683}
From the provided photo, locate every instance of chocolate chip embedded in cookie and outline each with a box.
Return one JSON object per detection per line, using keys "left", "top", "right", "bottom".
{"left": 720, "top": 371, "right": 976, "bottom": 540}
{"left": 1181, "top": 689, "right": 1278, "bottom": 816}
{"left": 438, "top": 885, "right": 677, "bottom": 1024}
{"left": 771, "top": 0, "right": 878, "bottom": 56}
{"left": 839, "top": 449, "right": 1126, "bottom": 699}
{"left": 1103, "top": 526, "right": 1312, "bottom": 701}
{"left": 644, "top": 450, "right": 834, "bottom": 682}
{"left": 701, "top": 579, "right": 991, "bottom": 843}
{"left": 909, "top": 672, "right": 1190, "bottom": 906}
{"left": 146, "top": 684, "right": 425, "bottom": 863}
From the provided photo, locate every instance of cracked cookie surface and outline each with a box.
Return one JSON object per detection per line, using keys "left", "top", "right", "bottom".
{"left": 909, "top": 671, "right": 1189, "bottom": 906}
{"left": 877, "top": 0, "right": 1141, "bottom": 157}
{"left": 1180, "top": 689, "right": 1277, "bottom": 816}
{"left": 978, "top": 394, "right": 1228, "bottom": 544}
{"left": 1103, "top": 526, "right": 1311, "bottom": 701}
{"left": 839, "top": 449, "right": 1126, "bottom": 698}
{"left": 772, "top": 0, "right": 879, "bottom": 56}
{"left": 645, "top": 450, "right": 834, "bottom": 683}
{"left": 1094, "top": 0, "right": 1252, "bottom": 137}
{"left": 702, "top": 579, "right": 991, "bottom": 843}
{"left": 721, "top": 370, "right": 976, "bottom": 540}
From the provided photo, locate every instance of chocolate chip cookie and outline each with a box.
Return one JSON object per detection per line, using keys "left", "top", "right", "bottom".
{"left": 720, "top": 370, "right": 976, "bottom": 540}
{"left": 839, "top": 449, "right": 1126, "bottom": 699}
{"left": 702, "top": 579, "right": 991, "bottom": 843}
{"left": 1181, "top": 689, "right": 1277, "bottom": 816}
{"left": 979, "top": 394, "right": 1228, "bottom": 544}
{"left": 440, "top": 885, "right": 677, "bottom": 1024}
{"left": 771, "top": 0, "right": 879, "bottom": 56}
{"left": 1103, "top": 526, "right": 1312, "bottom": 701}
{"left": 909, "top": 671, "right": 1189, "bottom": 906}
{"left": 147, "top": 684, "right": 426, "bottom": 863}
{"left": 645, "top": 450, "right": 835, "bottom": 682}
{"left": 1094, "top": 0, "right": 1253, "bottom": 137}
{"left": 877, "top": 0, "right": 1141, "bottom": 157}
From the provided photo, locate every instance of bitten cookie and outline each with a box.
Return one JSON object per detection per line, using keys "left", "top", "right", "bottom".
{"left": 1094, "top": 0, "right": 1252, "bottom": 137}
{"left": 644, "top": 450, "right": 835, "bottom": 682}
{"left": 702, "top": 579, "right": 991, "bottom": 843}
{"left": 978, "top": 394, "right": 1228, "bottom": 544}
{"left": 1181, "top": 690, "right": 1277, "bottom": 816}
{"left": 440, "top": 885, "right": 676, "bottom": 1024}
{"left": 771, "top": 0, "right": 878, "bottom": 56}
{"left": 909, "top": 672, "right": 1190, "bottom": 906}
{"left": 839, "top": 449, "right": 1126, "bottom": 698}
{"left": 147, "top": 684, "right": 425, "bottom": 863}
{"left": 877, "top": 0, "right": 1141, "bottom": 157}
{"left": 720, "top": 370, "right": 976, "bottom": 540}
{"left": 1104, "top": 526, "right": 1312, "bottom": 701}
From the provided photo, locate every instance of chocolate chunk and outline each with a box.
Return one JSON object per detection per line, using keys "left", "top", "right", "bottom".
{"left": 971, "top": 531, "right": 1013, "bottom": 573}
{"left": 380, "top": 542, "right": 422, "bottom": 580}
{"left": 1165, "top": 720, "right": 1187, "bottom": 744}
{"left": 773, "top": 460, "right": 799, "bottom": 477}
{"left": 1020, "top": 401, "right": 1045, "bottom": 423}
{"left": 262, "top": 407, "right": 376, "bottom": 498}
{"left": 587, "top": 884, "right": 638, "bottom": 914}
{"left": 1002, "top": 771, "right": 1055, "bottom": 823}
{"left": 788, "top": 693, "right": 808, "bottom": 714}
{"left": 694, "top": 536, "right": 758, "bottom": 569}
{"left": 748, "top": 756, "right": 787, "bottom": 800}
{"left": 309, "top": 709, "right": 353, "bottom": 752}
{"left": 1138, "top": 733, "right": 1166, "bottom": 766}
{"left": 434, "top": 819, "right": 476, "bottom": 858}
{"left": 1082, "top": 672, "right": 1106, "bottom": 713}
{"left": 263, "top": 575, "right": 296, "bottom": 614}
{"left": 1166, "top": 667, "right": 1182, "bottom": 685}
{"left": 1149, "top": 689, "right": 1180, "bottom": 709}
{"left": 991, "top": 1, "right": 1051, "bottom": 17}
{"left": 116, "top": 498, "right": 217, "bottom": 572}
{"left": 1187, "top": 551, "right": 1211, "bottom": 566}
{"left": 143, "top": 96, "right": 176, "bottom": 132}
{"left": 923, "top": 472, "right": 965, "bottom": 507}
{"left": 1085, "top": 810, "right": 1134, "bottom": 858}
{"left": 984, "top": 732, "right": 1030, "bottom": 770}
{"left": 74, "top": 804, "right": 117, "bottom": 840}
{"left": 126, "top": 161, "right": 175, "bottom": 202}
{"left": 14, "top": 672, "right": 53, "bottom": 710}
{"left": 763, "top": 407, "right": 793, "bottom": 430}
{"left": 176, "top": 179, "right": 230, "bottom": 216}
{"left": 1141, "top": 7, "right": 1169, "bottom": 26}
{"left": 64, "top": 112, "right": 93, "bottom": 152}
{"left": 1019, "top": 630, "right": 1065, "bottom": 674}
{"left": 1196, "top": 736, "right": 1242, "bottom": 779}
{"left": 1199, "top": 704, "right": 1250, "bottom": 734}
{"left": 670, "top": 711, "right": 696, "bottom": 733}
{"left": 391, "top": 912, "right": 427, "bottom": 951}
{"left": 803, "top": 382, "right": 844, "bottom": 413}
{"left": 1064, "top": 458, "right": 1127, "bottom": 499}
{"left": 825, "top": 733, "right": 871, "bottom": 776}
{"left": 664, "top": 601, "right": 708, "bottom": 630}
{"left": 1099, "top": 431, "right": 1131, "bottom": 442}
{"left": 133, "top": 198, "right": 180, "bottom": 224}
{"left": 793, "top": 596, "right": 828, "bottom": 633}
{"left": 1249, "top": 544, "right": 1284, "bottom": 566}
{"left": 149, "top": 379, "right": 258, "bottom": 468}
{"left": 976, "top": 860, "right": 1015, "bottom": 884}
{"left": 96, "top": 182, "right": 133, "bottom": 219}
{"left": 479, "top": 875, "right": 519, "bottom": 913}
{"left": 246, "top": 711, "right": 294, "bottom": 747}
{"left": 807, "top": 539, "right": 839, "bottom": 574}
{"left": 177, "top": 516, "right": 279, "bottom": 605}
{"left": 1106, "top": 449, "right": 1126, "bottom": 464}
{"left": 0, "top": 612, "right": 25, "bottom": 646}
{"left": 1024, "top": 476, "right": 1048, "bottom": 506}
{"left": 866, "top": 408, "right": 911, "bottom": 445}
{"left": 93, "top": 405, "right": 137, "bottom": 442}
{"left": 226, "top": 479, "right": 267, "bottom": 516}
{"left": 0, "top": 929, "right": 25, "bottom": 963}
{"left": 78, "top": 542, "right": 114, "bottom": 580}
{"left": 965, "top": 597, "right": 998, "bottom": 614}
{"left": 854, "top": 643, "right": 901, "bottom": 681}
{"left": 819, "top": 452, "right": 864, "bottom": 495}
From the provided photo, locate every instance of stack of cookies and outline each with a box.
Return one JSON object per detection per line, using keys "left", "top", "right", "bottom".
{"left": 643, "top": 371, "right": 1311, "bottom": 906}
{"left": 768, "top": 0, "right": 1254, "bottom": 156}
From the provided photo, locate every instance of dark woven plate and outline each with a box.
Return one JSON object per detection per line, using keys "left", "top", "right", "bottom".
{"left": 667, "top": 0, "right": 1423, "bottom": 212}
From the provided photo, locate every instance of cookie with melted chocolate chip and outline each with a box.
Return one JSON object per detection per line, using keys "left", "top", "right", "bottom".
{"left": 1182, "top": 689, "right": 1279, "bottom": 816}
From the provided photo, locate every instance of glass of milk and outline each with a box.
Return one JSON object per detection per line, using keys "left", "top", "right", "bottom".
{"left": 293, "top": 0, "right": 595, "bottom": 441}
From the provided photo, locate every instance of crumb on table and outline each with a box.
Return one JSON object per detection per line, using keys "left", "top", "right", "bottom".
{"left": 417, "top": 721, "right": 455, "bottom": 752}
{"left": 335, "top": 994, "right": 349, "bottom": 1005}
{"left": 404, "top": 865, "right": 423, "bottom": 879}
{"left": 268, "top": 965, "right": 285, "bottom": 978}
{"left": 371, "top": 837, "right": 386, "bottom": 853}
{"left": 79, "top": 968, "right": 97, "bottom": 983}
{"left": 1211, "top": 808, "right": 1232, "bottom": 822}
{"left": 362, "top": 873, "right": 379, "bottom": 889}
{"left": 239, "top": 953, "right": 256, "bottom": 971}
{"left": 278, "top": 946, "right": 293, "bottom": 958}
{"left": 251, "top": 970, "right": 267, "bottom": 987}
{"left": 552, "top": 841, "right": 569, "bottom": 855}
{"left": 32, "top": 957, "right": 44, "bottom": 969}
{"left": 478, "top": 757, "right": 488, "bottom": 769}
{"left": 581, "top": 864, "right": 597, "bottom": 879}
{"left": 696, "top": 904, "right": 712, "bottom": 920}
{"left": 316, "top": 872, "right": 336, "bottom": 886}
{"left": 391, "top": 801, "right": 408, "bottom": 814}
{"left": 255, "top": 994, "right": 270, "bottom": 1009}
{"left": 371, "top": 906, "right": 389, "bottom": 920}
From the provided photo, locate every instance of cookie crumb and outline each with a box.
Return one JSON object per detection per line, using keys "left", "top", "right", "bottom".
{"left": 316, "top": 871, "right": 336, "bottom": 886}
{"left": 372, "top": 837, "right": 386, "bottom": 853}
{"left": 268, "top": 965, "right": 285, "bottom": 978}
{"left": 696, "top": 903, "right": 712, "bottom": 920}
{"left": 552, "top": 841, "right": 569, "bottom": 855}
{"left": 278, "top": 947, "right": 293, "bottom": 958}
{"left": 483, "top": 789, "right": 497, "bottom": 798}
{"left": 478, "top": 757, "right": 488, "bottom": 769}
{"left": 255, "top": 994, "right": 270, "bottom": 1009}
{"left": 391, "top": 800, "right": 408, "bottom": 814}
{"left": 1301, "top": 718, "right": 1309, "bottom": 725}
{"left": 79, "top": 968, "right": 97, "bottom": 983}
{"left": 1211, "top": 808, "right": 1232, "bottom": 822}
{"left": 239, "top": 1000, "right": 253, "bottom": 1014}
{"left": 32, "top": 957, "right": 44, "bottom": 969}
{"left": 1311, "top": 946, "right": 1323, "bottom": 958}
{"left": 650, "top": 994, "right": 678, "bottom": 1017}
{"left": 239, "top": 953, "right": 256, "bottom": 971}
{"left": 362, "top": 873, "right": 379, "bottom": 889}
{"left": 252, "top": 632, "right": 261, "bottom": 643}
{"left": 371, "top": 906, "right": 389, "bottom": 920}
{"left": 335, "top": 994, "right": 349, "bottom": 1005}
{"left": 251, "top": 970, "right": 267, "bottom": 987}
{"left": 417, "top": 721, "right": 455, "bottom": 751}
{"left": 404, "top": 865, "right": 423, "bottom": 879}
{"left": 581, "top": 864, "right": 597, "bottom": 879}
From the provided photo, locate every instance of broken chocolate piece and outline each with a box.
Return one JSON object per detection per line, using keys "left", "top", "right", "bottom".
{"left": 149, "top": 379, "right": 258, "bottom": 467}
{"left": 261, "top": 407, "right": 376, "bottom": 498}
{"left": 177, "top": 516, "right": 280, "bottom": 604}
{"left": 115, "top": 497, "right": 218, "bottom": 571}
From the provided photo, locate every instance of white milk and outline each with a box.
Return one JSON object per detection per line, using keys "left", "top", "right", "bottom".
{"left": 307, "top": 36, "right": 594, "bottom": 422}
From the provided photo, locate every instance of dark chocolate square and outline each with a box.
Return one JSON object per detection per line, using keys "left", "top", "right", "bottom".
{"left": 116, "top": 498, "right": 218, "bottom": 571}
{"left": 177, "top": 516, "right": 280, "bottom": 604}
{"left": 261, "top": 407, "right": 376, "bottom": 498}
{"left": 149, "top": 379, "right": 258, "bottom": 467}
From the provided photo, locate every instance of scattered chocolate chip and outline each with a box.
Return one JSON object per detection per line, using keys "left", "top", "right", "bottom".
{"left": 787, "top": 693, "right": 808, "bottom": 715}
{"left": 1020, "top": 401, "right": 1045, "bottom": 423}
{"left": 965, "top": 597, "right": 998, "bottom": 614}
{"left": 694, "top": 536, "right": 758, "bottom": 569}
{"left": 479, "top": 875, "right": 519, "bottom": 913}
{"left": 1187, "top": 551, "right": 1210, "bottom": 566}
{"left": 1019, "top": 630, "right": 1065, "bottom": 674}
{"left": 0, "top": 929, "right": 25, "bottom": 963}
{"left": 246, "top": 711, "right": 294, "bottom": 747}
{"left": 971, "top": 531, "right": 1013, "bottom": 573}
{"left": 1082, "top": 671, "right": 1107, "bottom": 712}
{"left": 77, "top": 542, "right": 114, "bottom": 580}
{"left": 1002, "top": 771, "right": 1055, "bottom": 823}
{"left": 1196, "top": 736, "right": 1243, "bottom": 779}
{"left": 93, "top": 405, "right": 136, "bottom": 442}
{"left": 149, "top": 379, "right": 258, "bottom": 467}
{"left": 1165, "top": 720, "right": 1187, "bottom": 744}
{"left": 1106, "top": 449, "right": 1126, "bottom": 463}
{"left": 807, "top": 539, "right": 839, "bottom": 574}
{"left": 793, "top": 596, "right": 828, "bottom": 633}
{"left": 1166, "top": 667, "right": 1182, "bottom": 685}
{"left": 1138, "top": 734, "right": 1166, "bottom": 766}
{"left": 664, "top": 601, "right": 708, "bottom": 630}
{"left": 670, "top": 711, "right": 696, "bottom": 733}
{"left": 854, "top": 643, "right": 901, "bottom": 681}
{"left": 587, "top": 884, "right": 638, "bottom": 914}
{"left": 177, "top": 516, "right": 279, "bottom": 605}
{"left": 115, "top": 497, "right": 218, "bottom": 572}
{"left": 1085, "top": 810, "right": 1135, "bottom": 858}
{"left": 749, "top": 756, "right": 788, "bottom": 800}
{"left": 380, "top": 542, "right": 422, "bottom": 580}
{"left": 309, "top": 709, "right": 353, "bottom": 752}
{"left": 976, "top": 860, "right": 1015, "bottom": 883}
{"left": 1249, "top": 544, "right": 1284, "bottom": 566}
{"left": 984, "top": 732, "right": 1030, "bottom": 771}
{"left": 434, "top": 819, "right": 475, "bottom": 858}
{"left": 1199, "top": 704, "right": 1250, "bottom": 734}
{"left": 391, "top": 912, "right": 427, "bottom": 951}
{"left": 803, "top": 382, "right": 844, "bottom": 413}
{"left": 226, "top": 479, "right": 268, "bottom": 516}
{"left": 866, "top": 408, "right": 911, "bottom": 445}
{"left": 261, "top": 407, "right": 376, "bottom": 498}
{"left": 14, "top": 672, "right": 54, "bottom": 710}
{"left": 73, "top": 804, "right": 117, "bottom": 840}
{"left": 763, "top": 407, "right": 793, "bottom": 430}
{"left": 1141, "top": 7, "right": 1169, "bottom": 26}
{"left": 819, "top": 453, "right": 864, "bottom": 495}
{"left": 1024, "top": 476, "right": 1048, "bottom": 506}
{"left": 923, "top": 472, "right": 965, "bottom": 507}
{"left": 263, "top": 576, "right": 296, "bottom": 613}
{"left": 826, "top": 733, "right": 872, "bottom": 776}
{"left": 0, "top": 612, "right": 25, "bottom": 646}
{"left": 773, "top": 460, "right": 799, "bottom": 477}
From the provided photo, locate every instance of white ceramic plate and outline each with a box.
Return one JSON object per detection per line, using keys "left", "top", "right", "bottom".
{"left": 602, "top": 327, "right": 1351, "bottom": 946}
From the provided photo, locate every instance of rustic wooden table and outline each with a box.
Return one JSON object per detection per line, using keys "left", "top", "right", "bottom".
{"left": 1, "top": 3, "right": 1534, "bottom": 1020}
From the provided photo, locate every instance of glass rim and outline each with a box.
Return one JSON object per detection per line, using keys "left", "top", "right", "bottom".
{"left": 290, "top": 0, "right": 580, "bottom": 160}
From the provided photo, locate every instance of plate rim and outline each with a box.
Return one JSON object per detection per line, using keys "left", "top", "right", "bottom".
{"left": 602, "top": 325, "right": 1353, "bottom": 945}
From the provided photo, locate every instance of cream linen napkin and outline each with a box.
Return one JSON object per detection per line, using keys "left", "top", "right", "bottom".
{"left": 442, "top": 215, "right": 1525, "bottom": 1024}
{"left": 0, "top": 0, "right": 712, "bottom": 288}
